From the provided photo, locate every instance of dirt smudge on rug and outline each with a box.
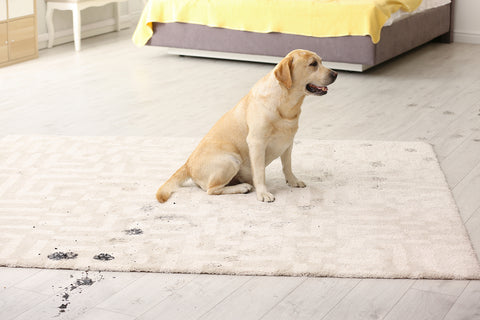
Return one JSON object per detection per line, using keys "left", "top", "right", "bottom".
{"left": 124, "top": 228, "right": 143, "bottom": 235}
{"left": 47, "top": 251, "right": 78, "bottom": 260}
{"left": 93, "top": 253, "right": 115, "bottom": 261}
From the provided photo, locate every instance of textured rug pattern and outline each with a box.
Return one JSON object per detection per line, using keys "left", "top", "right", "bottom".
{"left": 0, "top": 135, "right": 479, "bottom": 279}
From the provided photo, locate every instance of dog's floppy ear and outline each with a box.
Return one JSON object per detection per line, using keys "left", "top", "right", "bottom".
{"left": 274, "top": 56, "right": 293, "bottom": 89}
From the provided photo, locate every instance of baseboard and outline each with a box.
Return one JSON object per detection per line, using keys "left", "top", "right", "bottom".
{"left": 454, "top": 31, "right": 480, "bottom": 44}
{"left": 38, "top": 11, "right": 142, "bottom": 50}
{"left": 167, "top": 48, "right": 371, "bottom": 72}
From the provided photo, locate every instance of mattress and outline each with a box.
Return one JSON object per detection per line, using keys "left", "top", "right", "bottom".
{"left": 133, "top": 0, "right": 429, "bottom": 46}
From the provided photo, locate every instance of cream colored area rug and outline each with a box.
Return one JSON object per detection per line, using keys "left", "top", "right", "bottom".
{"left": 0, "top": 135, "right": 479, "bottom": 279}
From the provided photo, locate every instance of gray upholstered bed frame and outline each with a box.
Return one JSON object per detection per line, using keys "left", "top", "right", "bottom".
{"left": 147, "top": 1, "right": 454, "bottom": 71}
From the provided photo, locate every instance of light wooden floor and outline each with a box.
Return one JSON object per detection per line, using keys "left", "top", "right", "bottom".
{"left": 1, "top": 30, "right": 479, "bottom": 320}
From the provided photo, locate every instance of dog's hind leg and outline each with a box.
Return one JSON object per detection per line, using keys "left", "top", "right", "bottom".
{"left": 191, "top": 152, "right": 252, "bottom": 196}
{"left": 206, "top": 154, "right": 253, "bottom": 195}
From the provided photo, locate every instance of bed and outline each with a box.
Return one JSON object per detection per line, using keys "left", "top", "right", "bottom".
{"left": 132, "top": 0, "right": 454, "bottom": 72}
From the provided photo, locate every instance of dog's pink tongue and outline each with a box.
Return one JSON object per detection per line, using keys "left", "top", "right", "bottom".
{"left": 313, "top": 84, "right": 328, "bottom": 91}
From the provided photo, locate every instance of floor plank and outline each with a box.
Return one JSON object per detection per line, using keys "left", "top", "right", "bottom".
{"left": 384, "top": 288, "right": 457, "bottom": 320}
{"left": 466, "top": 207, "right": 480, "bottom": 254}
{"left": 430, "top": 98, "right": 480, "bottom": 163}
{"left": 0, "top": 267, "right": 41, "bottom": 289}
{"left": 198, "top": 276, "right": 304, "bottom": 320}
{"left": 0, "top": 286, "right": 50, "bottom": 320}
{"left": 411, "top": 279, "right": 469, "bottom": 297}
{"left": 443, "top": 281, "right": 480, "bottom": 320}
{"left": 261, "top": 277, "right": 361, "bottom": 320}
{"left": 452, "top": 162, "right": 480, "bottom": 222}
{"left": 441, "top": 131, "right": 480, "bottom": 188}
{"left": 320, "top": 279, "right": 413, "bottom": 320}
{"left": 95, "top": 273, "right": 198, "bottom": 317}
{"left": 75, "top": 308, "right": 135, "bottom": 320}
{"left": 136, "top": 274, "right": 251, "bottom": 320}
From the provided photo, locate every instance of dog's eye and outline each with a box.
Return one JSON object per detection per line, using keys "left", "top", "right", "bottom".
{"left": 309, "top": 61, "right": 318, "bottom": 67}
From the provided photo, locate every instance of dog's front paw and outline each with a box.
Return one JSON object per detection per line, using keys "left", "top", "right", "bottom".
{"left": 287, "top": 179, "right": 306, "bottom": 188}
{"left": 257, "top": 191, "right": 275, "bottom": 202}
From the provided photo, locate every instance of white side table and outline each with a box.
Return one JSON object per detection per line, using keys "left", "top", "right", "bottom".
{"left": 45, "top": 0, "right": 127, "bottom": 51}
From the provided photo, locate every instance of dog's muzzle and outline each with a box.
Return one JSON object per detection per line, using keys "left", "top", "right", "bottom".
{"left": 306, "top": 70, "right": 337, "bottom": 96}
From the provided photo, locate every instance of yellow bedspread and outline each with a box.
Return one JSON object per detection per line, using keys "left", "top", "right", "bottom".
{"left": 132, "top": 0, "right": 422, "bottom": 46}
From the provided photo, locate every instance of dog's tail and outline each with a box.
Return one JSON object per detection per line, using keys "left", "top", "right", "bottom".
{"left": 156, "top": 164, "right": 189, "bottom": 203}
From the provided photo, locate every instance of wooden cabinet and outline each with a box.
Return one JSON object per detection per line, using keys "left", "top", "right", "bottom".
{"left": 8, "top": 17, "right": 36, "bottom": 60}
{"left": 0, "top": 0, "right": 38, "bottom": 68}
{"left": 0, "top": 22, "right": 8, "bottom": 63}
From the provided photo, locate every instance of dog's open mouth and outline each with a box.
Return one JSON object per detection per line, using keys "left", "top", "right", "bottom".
{"left": 306, "top": 83, "right": 328, "bottom": 96}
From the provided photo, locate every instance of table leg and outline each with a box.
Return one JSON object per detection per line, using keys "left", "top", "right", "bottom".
{"left": 72, "top": 6, "right": 81, "bottom": 51}
{"left": 45, "top": 4, "right": 55, "bottom": 48}
{"left": 114, "top": 2, "right": 121, "bottom": 32}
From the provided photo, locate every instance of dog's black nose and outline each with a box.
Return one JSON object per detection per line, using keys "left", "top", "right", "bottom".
{"left": 330, "top": 71, "right": 338, "bottom": 81}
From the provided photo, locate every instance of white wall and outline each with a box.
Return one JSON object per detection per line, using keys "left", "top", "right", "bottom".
{"left": 36, "top": 0, "right": 145, "bottom": 49}
{"left": 454, "top": 0, "right": 480, "bottom": 44}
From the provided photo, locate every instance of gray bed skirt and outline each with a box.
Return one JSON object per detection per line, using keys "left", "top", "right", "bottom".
{"left": 147, "top": 3, "right": 452, "bottom": 70}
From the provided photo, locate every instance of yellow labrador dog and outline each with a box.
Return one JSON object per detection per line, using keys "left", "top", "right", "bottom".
{"left": 157, "top": 49, "right": 337, "bottom": 203}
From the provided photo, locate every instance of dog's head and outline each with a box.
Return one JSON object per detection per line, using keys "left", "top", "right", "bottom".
{"left": 274, "top": 49, "right": 337, "bottom": 96}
